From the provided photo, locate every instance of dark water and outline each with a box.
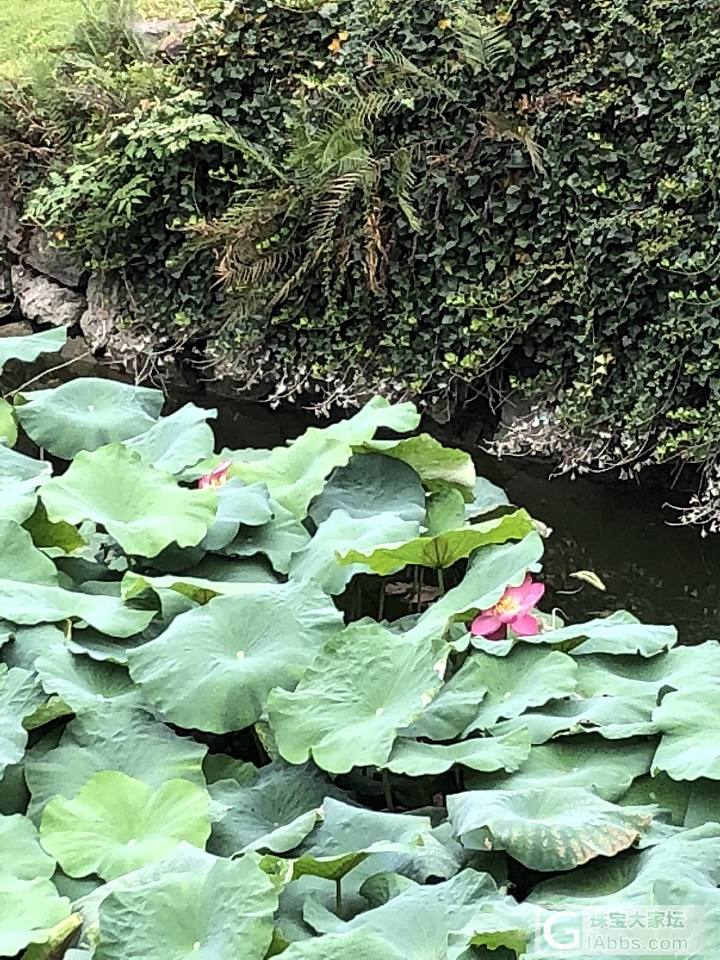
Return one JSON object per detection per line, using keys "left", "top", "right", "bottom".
{"left": 211, "top": 395, "right": 720, "bottom": 643}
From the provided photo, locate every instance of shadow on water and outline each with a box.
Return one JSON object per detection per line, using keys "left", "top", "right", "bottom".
{"left": 210, "top": 394, "right": 720, "bottom": 643}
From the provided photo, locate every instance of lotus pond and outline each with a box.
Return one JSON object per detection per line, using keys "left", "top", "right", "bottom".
{"left": 1, "top": 327, "right": 719, "bottom": 960}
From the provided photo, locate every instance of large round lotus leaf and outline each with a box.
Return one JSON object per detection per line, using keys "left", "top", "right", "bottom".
{"left": 384, "top": 727, "right": 531, "bottom": 776}
{"left": 0, "top": 813, "right": 70, "bottom": 956}
{"left": 0, "top": 327, "right": 67, "bottom": 374}
{"left": 124, "top": 403, "right": 216, "bottom": 474}
{"left": 200, "top": 479, "right": 273, "bottom": 551}
{"left": 292, "top": 798, "right": 457, "bottom": 883}
{"left": 448, "top": 786, "right": 655, "bottom": 870}
{"left": 39, "top": 771, "right": 211, "bottom": 880}
{"left": 343, "top": 870, "right": 499, "bottom": 960}
{"left": 447, "top": 900, "right": 538, "bottom": 960}
{"left": 121, "top": 566, "right": 275, "bottom": 608}
{"left": 222, "top": 501, "right": 310, "bottom": 574}
{"left": 40, "top": 444, "right": 217, "bottom": 558}
{"left": 0, "top": 397, "right": 17, "bottom": 446}
{"left": 462, "top": 646, "right": 577, "bottom": 735}
{"left": 25, "top": 706, "right": 207, "bottom": 821}
{"left": 409, "top": 532, "right": 544, "bottom": 643}
{"left": 618, "top": 772, "right": 720, "bottom": 830}
{"left": 362, "top": 433, "right": 476, "bottom": 496}
{"left": 468, "top": 736, "right": 655, "bottom": 802}
{"left": 309, "top": 453, "right": 426, "bottom": 525}
{"left": 34, "top": 645, "right": 142, "bottom": 714}
{"left": 652, "top": 681, "right": 720, "bottom": 780}
{"left": 0, "top": 521, "right": 153, "bottom": 636}
{"left": 0, "top": 666, "right": 37, "bottom": 775}
{"left": 267, "top": 622, "right": 442, "bottom": 774}
{"left": 208, "top": 761, "right": 343, "bottom": 856}
{"left": 94, "top": 854, "right": 280, "bottom": 960}
{"left": 403, "top": 657, "right": 488, "bottom": 741}
{"left": 280, "top": 930, "right": 404, "bottom": 959}
{"left": 128, "top": 583, "right": 342, "bottom": 734}
{"left": 339, "top": 509, "right": 534, "bottom": 573}
{"left": 525, "top": 610, "right": 679, "bottom": 658}
{"left": 464, "top": 477, "right": 510, "bottom": 519}
{"left": 16, "top": 378, "right": 163, "bottom": 459}
{"left": 231, "top": 397, "right": 419, "bottom": 520}
{"left": 0, "top": 445, "right": 51, "bottom": 523}
{"left": 288, "top": 510, "right": 420, "bottom": 595}
{"left": 424, "top": 487, "right": 467, "bottom": 535}
{"left": 504, "top": 695, "right": 659, "bottom": 744}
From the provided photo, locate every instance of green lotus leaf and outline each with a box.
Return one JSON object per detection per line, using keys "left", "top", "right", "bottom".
{"left": 229, "top": 397, "right": 419, "bottom": 519}
{"left": 208, "top": 761, "right": 343, "bottom": 856}
{"left": 0, "top": 815, "right": 70, "bottom": 956}
{"left": 279, "top": 930, "right": 404, "bottom": 960}
{"left": 23, "top": 502, "right": 87, "bottom": 554}
{"left": 462, "top": 645, "right": 577, "bottom": 735}
{"left": 528, "top": 823, "right": 720, "bottom": 910}
{"left": 18, "top": 913, "right": 82, "bottom": 960}
{"left": 222, "top": 501, "right": 310, "bottom": 574}
{"left": 309, "top": 453, "right": 426, "bottom": 525}
{"left": 40, "top": 771, "right": 211, "bottom": 880}
{"left": 343, "top": 870, "right": 501, "bottom": 960}
{"left": 0, "top": 327, "right": 67, "bottom": 374}
{"left": 339, "top": 509, "right": 535, "bottom": 574}
{"left": 291, "top": 798, "right": 457, "bottom": 883}
{"left": 408, "top": 532, "right": 544, "bottom": 643}
{"left": 121, "top": 565, "right": 275, "bottom": 608}
{"left": 469, "top": 736, "right": 655, "bottom": 802}
{"left": 128, "top": 583, "right": 343, "bottom": 734}
{"left": 652, "top": 681, "right": 720, "bottom": 780}
{"left": 619, "top": 772, "right": 720, "bottom": 829}
{"left": 425, "top": 487, "right": 466, "bottom": 535}
{"left": 94, "top": 853, "right": 280, "bottom": 960}
{"left": 464, "top": 477, "right": 510, "bottom": 519}
{"left": 124, "top": 402, "right": 216, "bottom": 474}
{"left": 448, "top": 786, "right": 655, "bottom": 870}
{"left": 0, "top": 397, "right": 17, "bottom": 446}
{"left": 361, "top": 433, "right": 476, "bottom": 497}
{"left": 267, "top": 621, "right": 442, "bottom": 774}
{"left": 0, "top": 760, "right": 29, "bottom": 816}
{"left": 0, "top": 666, "right": 39, "bottom": 775}
{"left": 0, "top": 445, "right": 51, "bottom": 523}
{"left": 41, "top": 444, "right": 217, "bottom": 557}
{"left": 403, "top": 656, "right": 489, "bottom": 741}
{"left": 200, "top": 479, "right": 273, "bottom": 551}
{"left": 34, "top": 645, "right": 142, "bottom": 714}
{"left": 26, "top": 706, "right": 207, "bottom": 821}
{"left": 203, "top": 753, "right": 257, "bottom": 787}
{"left": 384, "top": 727, "right": 531, "bottom": 776}
{"left": 289, "top": 510, "right": 420, "bottom": 595}
{"left": 475, "top": 610, "right": 678, "bottom": 658}
{"left": 16, "top": 378, "right": 163, "bottom": 459}
{"left": 507, "top": 695, "right": 660, "bottom": 743}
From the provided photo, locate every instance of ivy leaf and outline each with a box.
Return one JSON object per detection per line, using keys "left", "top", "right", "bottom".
{"left": 448, "top": 787, "right": 655, "bottom": 870}
{"left": 16, "top": 378, "right": 163, "bottom": 459}
{"left": 0, "top": 327, "right": 67, "bottom": 374}
{"left": 41, "top": 444, "right": 217, "bottom": 558}
{"left": 267, "top": 622, "right": 442, "bottom": 774}
{"left": 128, "top": 583, "right": 343, "bottom": 734}
{"left": 39, "top": 771, "right": 211, "bottom": 880}
{"left": 339, "top": 509, "right": 535, "bottom": 573}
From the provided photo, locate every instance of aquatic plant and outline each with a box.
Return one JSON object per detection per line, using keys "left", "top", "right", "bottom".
{"left": 0, "top": 330, "right": 719, "bottom": 958}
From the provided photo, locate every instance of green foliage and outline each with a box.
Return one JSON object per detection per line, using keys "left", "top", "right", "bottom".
{"left": 2, "top": 340, "right": 720, "bottom": 956}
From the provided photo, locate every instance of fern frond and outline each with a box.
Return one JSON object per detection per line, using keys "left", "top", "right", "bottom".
{"left": 452, "top": 6, "right": 511, "bottom": 73}
{"left": 392, "top": 148, "right": 422, "bottom": 233}
{"left": 309, "top": 169, "right": 370, "bottom": 246}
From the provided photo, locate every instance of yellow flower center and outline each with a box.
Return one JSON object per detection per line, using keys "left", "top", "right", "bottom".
{"left": 493, "top": 596, "right": 520, "bottom": 617}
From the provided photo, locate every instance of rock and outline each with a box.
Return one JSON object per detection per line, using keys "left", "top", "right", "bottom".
{"left": 79, "top": 273, "right": 122, "bottom": 350}
{"left": 132, "top": 18, "right": 194, "bottom": 57}
{"left": 0, "top": 191, "right": 23, "bottom": 253}
{"left": 0, "top": 320, "right": 32, "bottom": 339}
{"left": 11, "top": 265, "right": 85, "bottom": 329}
{"left": 0, "top": 257, "right": 13, "bottom": 320}
{"left": 26, "top": 231, "right": 85, "bottom": 288}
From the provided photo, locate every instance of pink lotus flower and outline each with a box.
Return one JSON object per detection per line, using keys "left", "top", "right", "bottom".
{"left": 198, "top": 460, "right": 232, "bottom": 489}
{"left": 470, "top": 575, "right": 545, "bottom": 640}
